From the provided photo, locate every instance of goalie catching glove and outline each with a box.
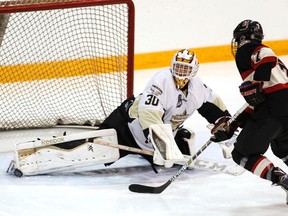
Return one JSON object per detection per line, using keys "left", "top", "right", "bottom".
{"left": 211, "top": 116, "right": 239, "bottom": 143}
{"left": 239, "top": 81, "right": 265, "bottom": 106}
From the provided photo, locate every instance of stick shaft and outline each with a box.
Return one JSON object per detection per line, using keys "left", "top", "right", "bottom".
{"left": 93, "top": 139, "right": 154, "bottom": 156}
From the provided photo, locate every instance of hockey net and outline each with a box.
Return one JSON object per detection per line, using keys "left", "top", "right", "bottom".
{"left": 0, "top": 0, "right": 134, "bottom": 130}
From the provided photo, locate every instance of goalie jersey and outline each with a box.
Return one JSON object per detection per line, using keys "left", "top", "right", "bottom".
{"left": 128, "top": 68, "right": 229, "bottom": 151}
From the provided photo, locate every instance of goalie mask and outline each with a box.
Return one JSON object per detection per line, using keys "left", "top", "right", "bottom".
{"left": 171, "top": 49, "right": 199, "bottom": 89}
{"left": 231, "top": 20, "right": 264, "bottom": 57}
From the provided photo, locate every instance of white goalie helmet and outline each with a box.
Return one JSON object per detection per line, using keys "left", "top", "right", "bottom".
{"left": 171, "top": 49, "right": 199, "bottom": 89}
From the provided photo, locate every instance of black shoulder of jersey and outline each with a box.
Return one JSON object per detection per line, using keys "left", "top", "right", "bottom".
{"left": 236, "top": 41, "right": 263, "bottom": 73}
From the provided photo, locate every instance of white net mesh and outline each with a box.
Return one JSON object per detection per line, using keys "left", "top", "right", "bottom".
{"left": 0, "top": 0, "right": 134, "bottom": 130}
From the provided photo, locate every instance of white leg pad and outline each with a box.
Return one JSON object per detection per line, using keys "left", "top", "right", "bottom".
{"left": 11, "top": 129, "right": 120, "bottom": 176}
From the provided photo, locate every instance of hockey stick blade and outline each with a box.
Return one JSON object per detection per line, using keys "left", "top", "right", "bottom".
{"left": 129, "top": 161, "right": 190, "bottom": 194}
{"left": 128, "top": 141, "right": 209, "bottom": 194}
{"left": 129, "top": 180, "right": 172, "bottom": 194}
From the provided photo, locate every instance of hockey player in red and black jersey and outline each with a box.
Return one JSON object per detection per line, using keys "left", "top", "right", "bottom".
{"left": 211, "top": 19, "right": 288, "bottom": 204}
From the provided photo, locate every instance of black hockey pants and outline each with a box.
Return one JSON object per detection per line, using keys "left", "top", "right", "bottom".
{"left": 98, "top": 96, "right": 153, "bottom": 161}
{"left": 233, "top": 115, "right": 288, "bottom": 165}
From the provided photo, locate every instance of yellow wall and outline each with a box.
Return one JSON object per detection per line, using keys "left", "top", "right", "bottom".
{"left": 134, "top": 39, "right": 288, "bottom": 70}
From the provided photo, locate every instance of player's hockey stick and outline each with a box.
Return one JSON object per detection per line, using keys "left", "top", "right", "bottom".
{"left": 128, "top": 103, "right": 248, "bottom": 194}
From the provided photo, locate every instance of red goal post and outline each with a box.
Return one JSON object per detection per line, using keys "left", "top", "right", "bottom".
{"left": 0, "top": 0, "right": 134, "bottom": 130}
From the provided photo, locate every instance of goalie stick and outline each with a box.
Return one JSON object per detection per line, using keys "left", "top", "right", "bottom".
{"left": 94, "top": 139, "right": 244, "bottom": 176}
{"left": 192, "top": 157, "right": 245, "bottom": 176}
{"left": 128, "top": 103, "right": 248, "bottom": 194}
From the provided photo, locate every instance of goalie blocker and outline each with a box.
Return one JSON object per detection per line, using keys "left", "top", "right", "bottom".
{"left": 7, "top": 129, "right": 120, "bottom": 177}
{"left": 150, "top": 124, "right": 195, "bottom": 168}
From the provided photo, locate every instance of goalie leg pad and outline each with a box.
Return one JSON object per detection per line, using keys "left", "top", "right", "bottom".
{"left": 10, "top": 129, "right": 120, "bottom": 176}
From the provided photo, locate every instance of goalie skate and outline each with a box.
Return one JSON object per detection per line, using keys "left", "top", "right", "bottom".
{"left": 8, "top": 129, "right": 120, "bottom": 176}
{"left": 6, "top": 160, "right": 23, "bottom": 177}
{"left": 6, "top": 160, "right": 15, "bottom": 174}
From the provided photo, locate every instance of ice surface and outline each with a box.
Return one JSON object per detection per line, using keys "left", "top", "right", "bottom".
{"left": 1, "top": 59, "right": 288, "bottom": 215}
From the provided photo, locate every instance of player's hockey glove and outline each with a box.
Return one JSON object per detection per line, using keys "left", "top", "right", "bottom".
{"left": 239, "top": 81, "right": 265, "bottom": 106}
{"left": 210, "top": 116, "right": 239, "bottom": 142}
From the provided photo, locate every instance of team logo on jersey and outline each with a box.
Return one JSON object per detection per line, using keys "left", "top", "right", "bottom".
{"left": 170, "top": 110, "right": 189, "bottom": 130}
{"left": 150, "top": 85, "right": 163, "bottom": 96}
{"left": 252, "top": 50, "right": 262, "bottom": 63}
{"left": 176, "top": 94, "right": 187, "bottom": 107}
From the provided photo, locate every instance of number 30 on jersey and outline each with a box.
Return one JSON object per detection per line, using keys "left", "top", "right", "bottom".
{"left": 145, "top": 94, "right": 159, "bottom": 106}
